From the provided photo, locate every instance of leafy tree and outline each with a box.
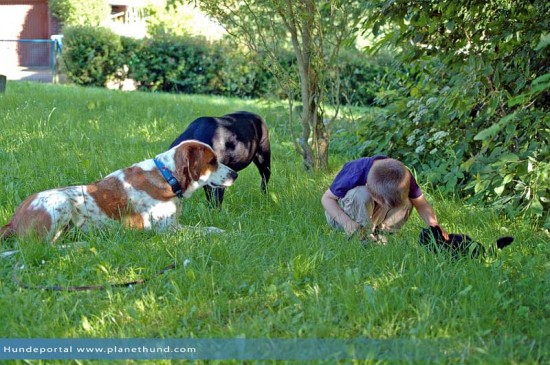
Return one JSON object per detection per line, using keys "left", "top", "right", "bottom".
{"left": 186, "top": 0, "right": 363, "bottom": 170}
{"left": 49, "top": 0, "right": 110, "bottom": 27}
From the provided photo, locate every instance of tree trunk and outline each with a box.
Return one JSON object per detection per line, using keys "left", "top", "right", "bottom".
{"left": 314, "top": 112, "right": 329, "bottom": 170}
{"left": 289, "top": 0, "right": 330, "bottom": 171}
{"left": 299, "top": 108, "right": 315, "bottom": 170}
{"left": 305, "top": 84, "right": 330, "bottom": 170}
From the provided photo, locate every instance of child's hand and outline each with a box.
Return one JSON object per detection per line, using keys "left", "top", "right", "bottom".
{"left": 348, "top": 225, "right": 367, "bottom": 241}
{"left": 437, "top": 225, "right": 450, "bottom": 240}
{"left": 345, "top": 221, "right": 362, "bottom": 237}
{"left": 350, "top": 227, "right": 388, "bottom": 245}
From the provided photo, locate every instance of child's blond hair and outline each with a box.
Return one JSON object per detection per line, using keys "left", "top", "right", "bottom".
{"left": 366, "top": 158, "right": 410, "bottom": 208}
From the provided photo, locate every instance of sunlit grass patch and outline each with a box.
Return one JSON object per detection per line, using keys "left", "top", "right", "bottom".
{"left": 0, "top": 82, "right": 548, "bottom": 363}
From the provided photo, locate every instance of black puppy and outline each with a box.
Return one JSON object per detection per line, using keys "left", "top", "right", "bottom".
{"left": 170, "top": 111, "right": 271, "bottom": 207}
{"left": 419, "top": 225, "right": 514, "bottom": 258}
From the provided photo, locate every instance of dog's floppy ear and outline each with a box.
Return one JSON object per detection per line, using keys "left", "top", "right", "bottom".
{"left": 432, "top": 225, "right": 443, "bottom": 235}
{"left": 186, "top": 145, "right": 205, "bottom": 182}
{"left": 496, "top": 236, "right": 514, "bottom": 249}
{"left": 430, "top": 225, "right": 446, "bottom": 243}
{"left": 174, "top": 142, "right": 205, "bottom": 184}
{"left": 419, "top": 225, "right": 446, "bottom": 247}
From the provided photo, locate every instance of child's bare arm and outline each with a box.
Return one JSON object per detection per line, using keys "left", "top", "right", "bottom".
{"left": 321, "top": 189, "right": 360, "bottom": 235}
{"left": 411, "top": 195, "right": 449, "bottom": 239}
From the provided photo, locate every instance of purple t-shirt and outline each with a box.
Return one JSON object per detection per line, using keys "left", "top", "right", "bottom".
{"left": 329, "top": 156, "right": 422, "bottom": 199}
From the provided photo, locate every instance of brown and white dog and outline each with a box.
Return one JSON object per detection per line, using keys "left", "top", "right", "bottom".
{"left": 0, "top": 140, "right": 238, "bottom": 243}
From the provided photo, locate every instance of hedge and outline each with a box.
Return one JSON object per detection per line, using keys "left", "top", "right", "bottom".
{"left": 62, "top": 25, "right": 387, "bottom": 105}
{"left": 62, "top": 26, "right": 124, "bottom": 87}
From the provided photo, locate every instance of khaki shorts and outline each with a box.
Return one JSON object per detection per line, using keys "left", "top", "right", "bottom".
{"left": 325, "top": 185, "right": 412, "bottom": 234}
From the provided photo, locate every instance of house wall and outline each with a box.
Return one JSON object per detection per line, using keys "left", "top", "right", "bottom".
{"left": 0, "top": 0, "right": 58, "bottom": 67}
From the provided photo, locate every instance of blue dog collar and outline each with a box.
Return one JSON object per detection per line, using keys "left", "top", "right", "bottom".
{"left": 154, "top": 158, "right": 183, "bottom": 198}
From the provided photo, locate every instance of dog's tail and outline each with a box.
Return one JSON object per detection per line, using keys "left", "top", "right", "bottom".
{"left": 0, "top": 223, "right": 14, "bottom": 242}
{"left": 496, "top": 236, "right": 514, "bottom": 249}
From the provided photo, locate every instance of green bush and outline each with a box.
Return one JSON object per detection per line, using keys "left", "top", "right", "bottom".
{"left": 338, "top": 49, "right": 391, "bottom": 106}
{"left": 355, "top": 0, "right": 550, "bottom": 227}
{"left": 356, "top": 49, "right": 549, "bottom": 226}
{"left": 49, "top": 0, "right": 110, "bottom": 26}
{"left": 63, "top": 26, "right": 124, "bottom": 87}
{"left": 219, "top": 48, "right": 285, "bottom": 100}
{"left": 62, "top": 29, "right": 384, "bottom": 103}
{"left": 124, "top": 35, "right": 297, "bottom": 99}
{"left": 123, "top": 35, "right": 221, "bottom": 94}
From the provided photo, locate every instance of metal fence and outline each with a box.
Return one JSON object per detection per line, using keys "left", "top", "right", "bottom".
{"left": 0, "top": 36, "right": 63, "bottom": 83}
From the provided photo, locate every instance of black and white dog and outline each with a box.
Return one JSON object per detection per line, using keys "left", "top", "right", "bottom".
{"left": 169, "top": 111, "right": 271, "bottom": 207}
{"left": 419, "top": 225, "right": 514, "bottom": 258}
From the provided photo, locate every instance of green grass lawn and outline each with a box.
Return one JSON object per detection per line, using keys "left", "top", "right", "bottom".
{"left": 0, "top": 82, "right": 548, "bottom": 363}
